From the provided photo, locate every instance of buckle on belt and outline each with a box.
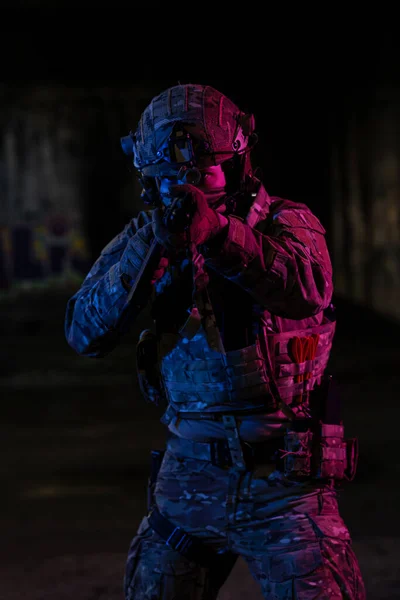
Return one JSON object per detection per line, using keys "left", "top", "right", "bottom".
{"left": 209, "top": 440, "right": 257, "bottom": 470}
{"left": 242, "top": 441, "right": 255, "bottom": 470}
{"left": 210, "top": 440, "right": 233, "bottom": 468}
{"left": 166, "top": 526, "right": 193, "bottom": 554}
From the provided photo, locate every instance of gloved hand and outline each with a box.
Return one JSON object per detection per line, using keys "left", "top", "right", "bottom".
{"left": 151, "top": 206, "right": 187, "bottom": 252}
{"left": 152, "top": 184, "right": 226, "bottom": 252}
{"left": 173, "top": 184, "right": 225, "bottom": 246}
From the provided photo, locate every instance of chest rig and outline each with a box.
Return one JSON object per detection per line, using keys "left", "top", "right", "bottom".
{"left": 136, "top": 184, "right": 358, "bottom": 482}
{"left": 156, "top": 299, "right": 347, "bottom": 477}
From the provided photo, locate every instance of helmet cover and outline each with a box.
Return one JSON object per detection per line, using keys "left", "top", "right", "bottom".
{"left": 121, "top": 84, "right": 255, "bottom": 177}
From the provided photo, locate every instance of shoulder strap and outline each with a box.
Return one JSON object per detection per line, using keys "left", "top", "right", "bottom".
{"left": 245, "top": 183, "right": 273, "bottom": 228}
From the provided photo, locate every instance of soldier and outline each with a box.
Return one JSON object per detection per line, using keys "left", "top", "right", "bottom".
{"left": 65, "top": 84, "right": 366, "bottom": 599}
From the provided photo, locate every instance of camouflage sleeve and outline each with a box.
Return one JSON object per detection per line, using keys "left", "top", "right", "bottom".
{"left": 204, "top": 204, "right": 333, "bottom": 319}
{"left": 65, "top": 210, "right": 154, "bottom": 357}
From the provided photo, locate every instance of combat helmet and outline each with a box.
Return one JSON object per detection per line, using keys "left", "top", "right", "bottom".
{"left": 120, "top": 83, "right": 257, "bottom": 184}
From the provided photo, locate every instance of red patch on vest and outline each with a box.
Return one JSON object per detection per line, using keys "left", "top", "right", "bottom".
{"left": 289, "top": 334, "right": 320, "bottom": 403}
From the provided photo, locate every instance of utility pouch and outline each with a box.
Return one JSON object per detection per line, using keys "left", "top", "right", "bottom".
{"left": 136, "top": 329, "right": 166, "bottom": 406}
{"left": 316, "top": 422, "right": 347, "bottom": 479}
{"left": 280, "top": 428, "right": 314, "bottom": 479}
{"left": 313, "top": 422, "right": 359, "bottom": 481}
{"left": 147, "top": 449, "right": 165, "bottom": 512}
{"left": 280, "top": 421, "right": 359, "bottom": 482}
{"left": 309, "top": 374, "right": 359, "bottom": 482}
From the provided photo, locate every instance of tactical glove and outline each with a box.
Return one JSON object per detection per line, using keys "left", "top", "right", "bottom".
{"left": 152, "top": 184, "right": 227, "bottom": 251}
{"left": 151, "top": 207, "right": 187, "bottom": 252}
{"left": 173, "top": 184, "right": 225, "bottom": 246}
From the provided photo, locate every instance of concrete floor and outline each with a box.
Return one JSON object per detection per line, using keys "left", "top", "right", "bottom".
{"left": 1, "top": 289, "right": 399, "bottom": 599}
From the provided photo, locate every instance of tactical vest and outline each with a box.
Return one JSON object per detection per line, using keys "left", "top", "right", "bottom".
{"left": 158, "top": 312, "right": 335, "bottom": 418}
{"left": 136, "top": 183, "right": 358, "bottom": 480}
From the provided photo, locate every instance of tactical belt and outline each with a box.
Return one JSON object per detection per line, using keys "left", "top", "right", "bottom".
{"left": 148, "top": 504, "right": 218, "bottom": 568}
{"left": 162, "top": 404, "right": 289, "bottom": 423}
{"left": 166, "top": 433, "right": 285, "bottom": 470}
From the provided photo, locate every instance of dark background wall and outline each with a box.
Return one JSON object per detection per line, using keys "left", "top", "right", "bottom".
{"left": 1, "top": 11, "right": 400, "bottom": 599}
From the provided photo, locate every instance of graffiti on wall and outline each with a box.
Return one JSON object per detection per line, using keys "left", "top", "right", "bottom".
{"left": 0, "top": 218, "right": 90, "bottom": 295}
{"left": 0, "top": 84, "right": 150, "bottom": 298}
{"left": 0, "top": 94, "right": 92, "bottom": 295}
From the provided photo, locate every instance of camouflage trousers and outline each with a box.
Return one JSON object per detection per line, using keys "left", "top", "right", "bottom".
{"left": 124, "top": 446, "right": 366, "bottom": 599}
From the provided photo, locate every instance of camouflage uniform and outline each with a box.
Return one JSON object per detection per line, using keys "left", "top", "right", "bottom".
{"left": 125, "top": 452, "right": 364, "bottom": 599}
{"left": 65, "top": 84, "right": 365, "bottom": 599}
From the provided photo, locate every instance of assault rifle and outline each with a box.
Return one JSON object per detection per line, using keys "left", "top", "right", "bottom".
{"left": 126, "top": 192, "right": 196, "bottom": 308}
